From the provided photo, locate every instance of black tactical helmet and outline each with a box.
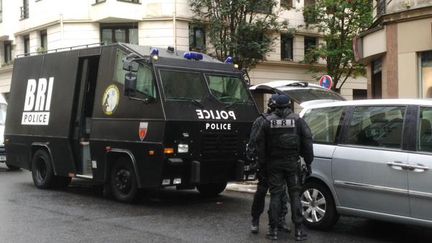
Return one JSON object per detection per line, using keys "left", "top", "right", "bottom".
{"left": 274, "top": 94, "right": 290, "bottom": 108}
{"left": 267, "top": 94, "right": 279, "bottom": 109}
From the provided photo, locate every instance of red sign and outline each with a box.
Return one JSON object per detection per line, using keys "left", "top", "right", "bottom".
{"left": 319, "top": 75, "right": 333, "bottom": 90}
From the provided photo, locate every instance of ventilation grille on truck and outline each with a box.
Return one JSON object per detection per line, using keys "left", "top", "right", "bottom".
{"left": 201, "top": 133, "right": 239, "bottom": 156}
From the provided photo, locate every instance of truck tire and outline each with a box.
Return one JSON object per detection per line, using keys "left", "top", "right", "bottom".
{"left": 110, "top": 157, "right": 138, "bottom": 203}
{"left": 300, "top": 181, "right": 339, "bottom": 230}
{"left": 31, "top": 150, "right": 55, "bottom": 189}
{"left": 197, "top": 182, "right": 227, "bottom": 197}
{"left": 6, "top": 163, "right": 20, "bottom": 171}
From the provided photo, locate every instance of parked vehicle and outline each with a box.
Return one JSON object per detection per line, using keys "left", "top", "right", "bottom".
{"left": 5, "top": 43, "right": 258, "bottom": 202}
{"left": 249, "top": 80, "right": 345, "bottom": 109}
{"left": 0, "top": 94, "right": 15, "bottom": 169}
{"left": 299, "top": 99, "right": 432, "bottom": 229}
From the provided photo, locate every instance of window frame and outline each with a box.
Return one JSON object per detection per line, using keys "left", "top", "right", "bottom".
{"left": 415, "top": 105, "right": 432, "bottom": 154}
{"left": 281, "top": 0, "right": 293, "bottom": 9}
{"left": 189, "top": 25, "right": 206, "bottom": 51}
{"left": 281, "top": 33, "right": 293, "bottom": 61}
{"left": 158, "top": 68, "right": 209, "bottom": 102}
{"left": 100, "top": 23, "right": 138, "bottom": 45}
{"left": 204, "top": 73, "right": 254, "bottom": 105}
{"left": 23, "top": 35, "right": 30, "bottom": 56}
{"left": 40, "top": 30, "right": 47, "bottom": 51}
{"left": 4, "top": 41, "right": 12, "bottom": 63}
{"left": 0, "top": 0, "right": 3, "bottom": 23}
{"left": 304, "top": 36, "right": 317, "bottom": 56}
{"left": 20, "top": 0, "right": 29, "bottom": 19}
{"left": 303, "top": 106, "right": 347, "bottom": 145}
{"left": 339, "top": 105, "right": 408, "bottom": 150}
{"left": 113, "top": 49, "right": 158, "bottom": 100}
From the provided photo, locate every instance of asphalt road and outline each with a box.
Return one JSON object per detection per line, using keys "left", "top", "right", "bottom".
{"left": 1, "top": 164, "right": 432, "bottom": 243}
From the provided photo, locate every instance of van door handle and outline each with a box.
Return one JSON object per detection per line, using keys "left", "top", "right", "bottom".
{"left": 387, "top": 161, "right": 410, "bottom": 171}
{"left": 410, "top": 164, "right": 429, "bottom": 172}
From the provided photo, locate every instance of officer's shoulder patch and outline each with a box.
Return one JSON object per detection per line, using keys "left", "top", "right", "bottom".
{"left": 270, "top": 119, "right": 295, "bottom": 128}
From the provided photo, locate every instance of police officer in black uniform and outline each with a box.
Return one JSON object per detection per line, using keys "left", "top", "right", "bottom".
{"left": 255, "top": 94, "right": 313, "bottom": 241}
{"left": 247, "top": 94, "right": 290, "bottom": 234}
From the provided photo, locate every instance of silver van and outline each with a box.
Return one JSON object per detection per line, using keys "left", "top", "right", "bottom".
{"left": 299, "top": 99, "right": 432, "bottom": 229}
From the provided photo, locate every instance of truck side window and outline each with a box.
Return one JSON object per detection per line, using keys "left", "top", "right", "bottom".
{"left": 346, "top": 106, "right": 406, "bottom": 149}
{"left": 418, "top": 107, "right": 432, "bottom": 152}
{"left": 136, "top": 65, "right": 156, "bottom": 98}
{"left": 114, "top": 49, "right": 156, "bottom": 99}
{"left": 303, "top": 106, "right": 344, "bottom": 144}
{"left": 114, "top": 50, "right": 128, "bottom": 84}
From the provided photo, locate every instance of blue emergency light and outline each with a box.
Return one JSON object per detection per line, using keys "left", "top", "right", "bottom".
{"left": 184, "top": 52, "right": 203, "bottom": 61}
{"left": 224, "top": 56, "right": 234, "bottom": 64}
{"left": 150, "top": 48, "right": 159, "bottom": 57}
{"left": 150, "top": 48, "right": 159, "bottom": 61}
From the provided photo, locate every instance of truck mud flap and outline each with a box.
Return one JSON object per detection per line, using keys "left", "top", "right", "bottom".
{"left": 190, "top": 160, "right": 200, "bottom": 184}
{"left": 235, "top": 160, "right": 245, "bottom": 181}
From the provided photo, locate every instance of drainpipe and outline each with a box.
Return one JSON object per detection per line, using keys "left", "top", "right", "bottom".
{"left": 173, "top": 0, "right": 177, "bottom": 49}
{"left": 60, "top": 14, "right": 64, "bottom": 43}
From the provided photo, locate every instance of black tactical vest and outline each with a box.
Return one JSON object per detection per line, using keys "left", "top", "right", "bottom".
{"left": 265, "top": 112, "right": 300, "bottom": 159}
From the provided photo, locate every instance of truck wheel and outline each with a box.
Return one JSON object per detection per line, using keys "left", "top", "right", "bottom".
{"left": 300, "top": 181, "right": 339, "bottom": 230}
{"left": 6, "top": 163, "right": 20, "bottom": 171}
{"left": 197, "top": 182, "right": 227, "bottom": 197}
{"left": 31, "top": 150, "right": 55, "bottom": 189}
{"left": 110, "top": 157, "right": 138, "bottom": 203}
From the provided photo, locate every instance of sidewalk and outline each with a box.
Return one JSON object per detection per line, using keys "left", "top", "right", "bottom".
{"left": 226, "top": 181, "right": 258, "bottom": 194}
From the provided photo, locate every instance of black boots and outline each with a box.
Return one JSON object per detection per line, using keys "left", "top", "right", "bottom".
{"left": 294, "top": 225, "right": 307, "bottom": 241}
{"left": 250, "top": 218, "right": 259, "bottom": 234}
{"left": 277, "top": 218, "right": 291, "bottom": 233}
{"left": 266, "top": 227, "right": 278, "bottom": 240}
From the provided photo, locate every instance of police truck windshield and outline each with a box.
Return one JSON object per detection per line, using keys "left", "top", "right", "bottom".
{"left": 160, "top": 70, "right": 207, "bottom": 101}
{"left": 207, "top": 75, "right": 253, "bottom": 104}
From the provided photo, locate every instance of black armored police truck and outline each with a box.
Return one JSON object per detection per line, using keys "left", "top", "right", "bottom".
{"left": 5, "top": 43, "right": 258, "bottom": 202}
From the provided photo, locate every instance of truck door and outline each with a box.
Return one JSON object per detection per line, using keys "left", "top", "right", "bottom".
{"left": 72, "top": 56, "right": 99, "bottom": 177}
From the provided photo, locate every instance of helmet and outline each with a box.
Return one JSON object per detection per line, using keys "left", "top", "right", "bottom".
{"left": 274, "top": 94, "right": 290, "bottom": 108}
{"left": 267, "top": 94, "right": 279, "bottom": 109}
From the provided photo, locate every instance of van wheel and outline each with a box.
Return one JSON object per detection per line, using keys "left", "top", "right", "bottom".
{"left": 6, "top": 163, "right": 20, "bottom": 171}
{"left": 197, "top": 182, "right": 227, "bottom": 197}
{"left": 31, "top": 150, "right": 55, "bottom": 189}
{"left": 300, "top": 181, "right": 339, "bottom": 230}
{"left": 110, "top": 157, "right": 138, "bottom": 203}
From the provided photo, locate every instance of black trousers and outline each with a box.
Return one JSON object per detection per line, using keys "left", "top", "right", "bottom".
{"left": 268, "top": 166, "right": 303, "bottom": 228}
{"left": 251, "top": 169, "right": 288, "bottom": 222}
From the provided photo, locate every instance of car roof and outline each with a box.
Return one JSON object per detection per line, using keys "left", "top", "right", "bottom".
{"left": 249, "top": 80, "right": 325, "bottom": 91}
{"left": 301, "top": 98, "right": 432, "bottom": 111}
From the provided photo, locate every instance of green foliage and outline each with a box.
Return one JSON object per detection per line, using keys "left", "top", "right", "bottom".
{"left": 303, "top": 0, "right": 372, "bottom": 91}
{"left": 190, "top": 0, "right": 284, "bottom": 70}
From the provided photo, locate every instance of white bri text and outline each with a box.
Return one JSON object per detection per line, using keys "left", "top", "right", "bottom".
{"left": 22, "top": 77, "right": 54, "bottom": 125}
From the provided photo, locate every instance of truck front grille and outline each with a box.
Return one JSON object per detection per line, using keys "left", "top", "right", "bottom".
{"left": 201, "top": 133, "right": 238, "bottom": 156}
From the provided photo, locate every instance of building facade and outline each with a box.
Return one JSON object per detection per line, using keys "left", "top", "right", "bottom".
{"left": 0, "top": 0, "right": 366, "bottom": 99}
{"left": 355, "top": 0, "right": 432, "bottom": 98}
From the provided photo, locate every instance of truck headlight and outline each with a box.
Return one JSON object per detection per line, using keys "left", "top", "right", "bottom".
{"left": 177, "top": 144, "right": 189, "bottom": 153}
